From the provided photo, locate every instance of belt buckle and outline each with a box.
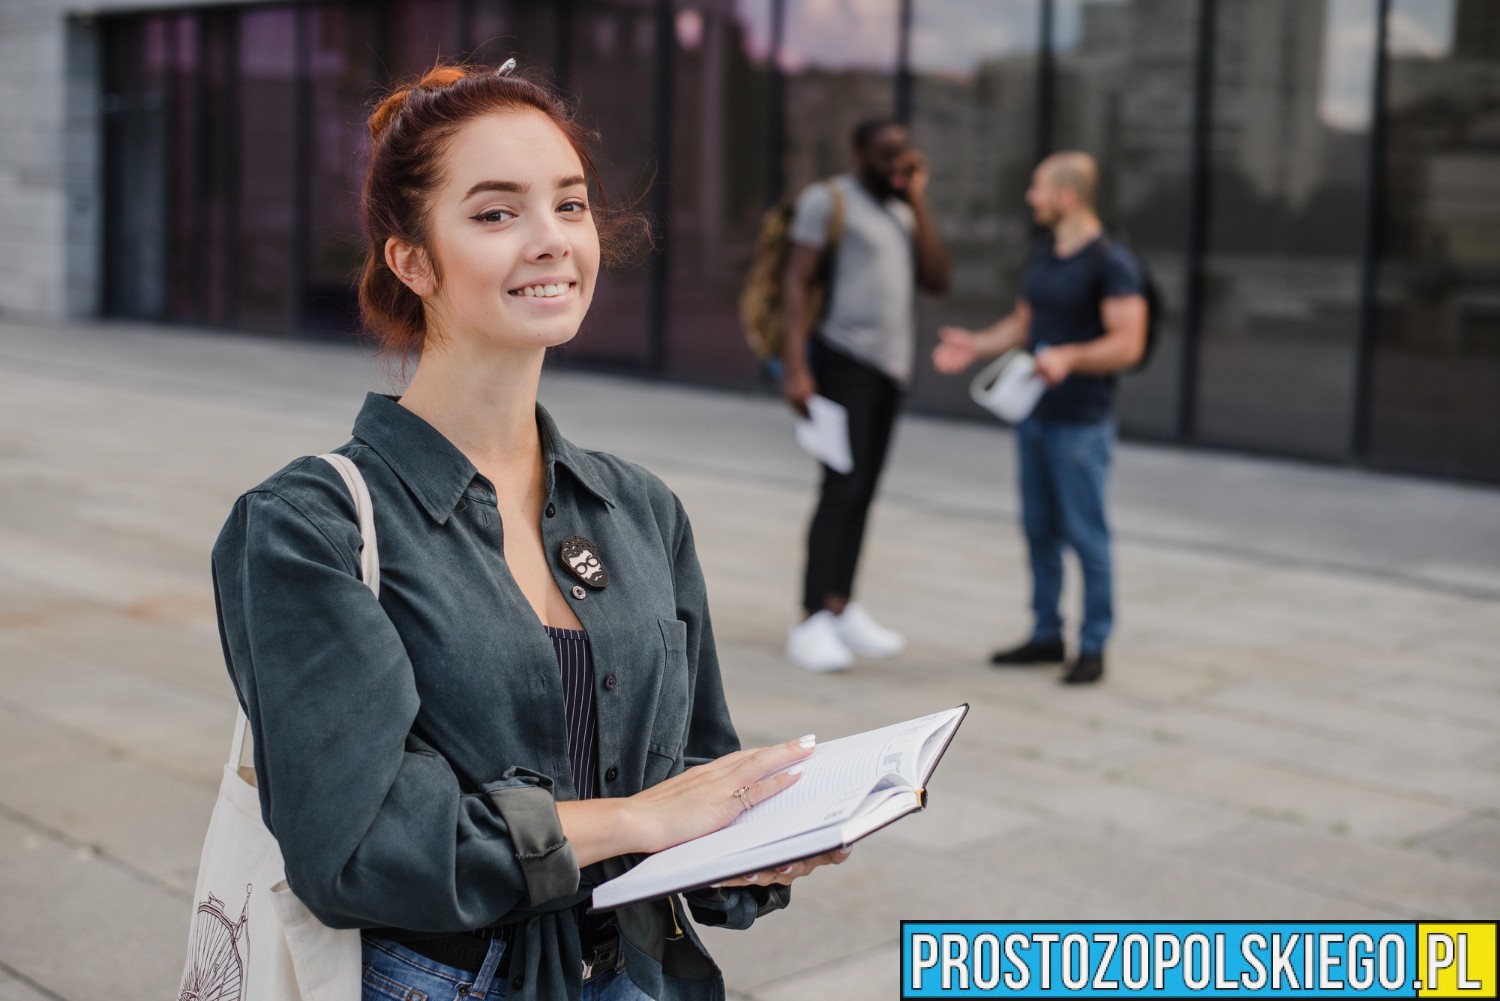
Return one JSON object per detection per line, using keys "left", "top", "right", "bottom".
{"left": 581, "top": 936, "right": 620, "bottom": 983}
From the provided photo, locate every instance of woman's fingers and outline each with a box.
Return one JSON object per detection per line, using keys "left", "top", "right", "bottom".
{"left": 627, "top": 734, "right": 819, "bottom": 853}
{"left": 737, "top": 734, "right": 816, "bottom": 780}
{"left": 723, "top": 735, "right": 814, "bottom": 814}
{"left": 739, "top": 762, "right": 804, "bottom": 808}
{"left": 715, "top": 846, "right": 853, "bottom": 888}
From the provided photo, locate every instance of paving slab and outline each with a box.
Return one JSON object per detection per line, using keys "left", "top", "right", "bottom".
{"left": 1201, "top": 819, "right": 1500, "bottom": 919}
{"left": 0, "top": 811, "right": 189, "bottom": 1000}
{"left": 1, "top": 317, "right": 1497, "bottom": 1001}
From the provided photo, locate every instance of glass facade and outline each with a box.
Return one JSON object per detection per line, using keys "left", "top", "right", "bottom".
{"left": 565, "top": 0, "right": 660, "bottom": 370}
{"left": 1049, "top": 0, "right": 1198, "bottom": 438}
{"left": 1194, "top": 0, "right": 1376, "bottom": 458}
{"left": 906, "top": 0, "right": 1042, "bottom": 415}
{"left": 98, "top": 0, "right": 1500, "bottom": 482}
{"left": 1365, "top": 0, "right": 1500, "bottom": 480}
{"left": 661, "top": 1, "right": 775, "bottom": 386}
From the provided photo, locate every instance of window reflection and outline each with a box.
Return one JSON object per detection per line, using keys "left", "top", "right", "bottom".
{"left": 780, "top": 0, "right": 900, "bottom": 192}
{"left": 390, "top": 0, "right": 464, "bottom": 78}
{"left": 1366, "top": 0, "right": 1500, "bottom": 479}
{"left": 103, "top": 16, "right": 169, "bottom": 320}
{"left": 1194, "top": 0, "right": 1378, "bottom": 458}
{"left": 165, "top": 14, "right": 200, "bottom": 323}
{"left": 1049, "top": 0, "right": 1198, "bottom": 437}
{"left": 87, "top": 0, "right": 1500, "bottom": 482}
{"left": 469, "top": 2, "right": 556, "bottom": 79}
{"left": 303, "top": 5, "right": 377, "bottom": 338}
{"left": 905, "top": 0, "right": 1042, "bottom": 417}
{"left": 661, "top": 0, "right": 774, "bottom": 385}
{"left": 236, "top": 6, "right": 298, "bottom": 334}
{"left": 566, "top": 0, "right": 658, "bottom": 370}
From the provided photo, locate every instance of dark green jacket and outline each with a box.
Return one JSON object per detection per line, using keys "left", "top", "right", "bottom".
{"left": 212, "top": 393, "right": 787, "bottom": 1000}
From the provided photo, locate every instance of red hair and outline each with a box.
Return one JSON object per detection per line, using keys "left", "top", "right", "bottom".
{"left": 358, "top": 63, "right": 644, "bottom": 356}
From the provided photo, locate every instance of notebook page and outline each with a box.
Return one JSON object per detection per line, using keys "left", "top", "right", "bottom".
{"left": 724, "top": 708, "right": 959, "bottom": 832}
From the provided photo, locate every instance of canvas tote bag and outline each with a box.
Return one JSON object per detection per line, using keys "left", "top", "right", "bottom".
{"left": 179, "top": 453, "right": 377, "bottom": 1001}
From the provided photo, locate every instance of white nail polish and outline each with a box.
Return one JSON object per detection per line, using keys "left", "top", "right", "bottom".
{"left": 787, "top": 764, "right": 804, "bottom": 776}
{"left": 798, "top": 734, "right": 816, "bottom": 748}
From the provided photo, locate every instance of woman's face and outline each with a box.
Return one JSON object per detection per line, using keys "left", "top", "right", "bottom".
{"left": 417, "top": 108, "right": 600, "bottom": 353}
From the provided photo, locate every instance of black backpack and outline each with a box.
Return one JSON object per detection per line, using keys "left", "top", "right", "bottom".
{"left": 1084, "top": 233, "right": 1162, "bottom": 372}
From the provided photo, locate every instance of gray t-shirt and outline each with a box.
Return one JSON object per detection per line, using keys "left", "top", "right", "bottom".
{"left": 789, "top": 174, "right": 916, "bottom": 383}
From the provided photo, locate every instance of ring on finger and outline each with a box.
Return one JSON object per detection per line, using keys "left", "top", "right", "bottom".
{"left": 733, "top": 785, "right": 753, "bottom": 811}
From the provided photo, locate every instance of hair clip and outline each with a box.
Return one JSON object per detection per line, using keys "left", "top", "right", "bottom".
{"left": 496, "top": 58, "right": 518, "bottom": 77}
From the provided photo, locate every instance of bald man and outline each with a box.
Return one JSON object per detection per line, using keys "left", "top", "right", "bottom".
{"left": 932, "top": 152, "right": 1148, "bottom": 685}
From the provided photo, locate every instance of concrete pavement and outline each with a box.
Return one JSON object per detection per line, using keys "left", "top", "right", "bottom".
{"left": 0, "top": 317, "right": 1497, "bottom": 1000}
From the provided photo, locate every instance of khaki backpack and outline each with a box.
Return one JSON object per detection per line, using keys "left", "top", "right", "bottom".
{"left": 740, "top": 181, "right": 845, "bottom": 363}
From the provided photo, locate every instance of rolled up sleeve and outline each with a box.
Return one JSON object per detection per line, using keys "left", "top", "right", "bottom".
{"left": 684, "top": 885, "right": 790, "bottom": 930}
{"left": 484, "top": 769, "right": 580, "bottom": 906}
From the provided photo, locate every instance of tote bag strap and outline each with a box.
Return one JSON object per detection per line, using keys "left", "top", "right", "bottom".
{"left": 229, "top": 452, "right": 381, "bottom": 770}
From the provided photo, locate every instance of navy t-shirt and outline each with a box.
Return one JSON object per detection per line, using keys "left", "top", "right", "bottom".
{"left": 1024, "top": 235, "right": 1147, "bottom": 424}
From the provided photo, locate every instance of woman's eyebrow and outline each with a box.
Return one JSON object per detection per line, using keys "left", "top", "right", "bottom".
{"left": 464, "top": 179, "right": 524, "bottom": 199}
{"left": 464, "top": 175, "right": 587, "bottom": 199}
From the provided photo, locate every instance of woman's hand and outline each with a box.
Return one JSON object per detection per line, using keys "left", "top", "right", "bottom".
{"left": 716, "top": 846, "right": 853, "bottom": 888}
{"left": 623, "top": 735, "right": 817, "bottom": 855}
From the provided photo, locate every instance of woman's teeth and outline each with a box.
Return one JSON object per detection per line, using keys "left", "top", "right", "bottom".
{"left": 513, "top": 283, "right": 570, "bottom": 297}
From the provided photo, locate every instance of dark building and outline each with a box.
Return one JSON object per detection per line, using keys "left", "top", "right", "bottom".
{"left": 47, "top": 0, "right": 1500, "bottom": 481}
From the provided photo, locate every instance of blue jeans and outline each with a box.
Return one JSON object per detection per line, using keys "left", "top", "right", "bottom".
{"left": 362, "top": 936, "right": 651, "bottom": 1000}
{"left": 1016, "top": 416, "right": 1115, "bottom": 654}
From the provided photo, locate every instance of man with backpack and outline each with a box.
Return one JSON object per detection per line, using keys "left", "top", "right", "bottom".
{"left": 778, "top": 118, "right": 951, "bottom": 672}
{"left": 932, "top": 151, "right": 1149, "bottom": 685}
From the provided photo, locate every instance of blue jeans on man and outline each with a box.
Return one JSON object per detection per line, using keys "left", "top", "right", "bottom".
{"left": 1017, "top": 416, "right": 1114, "bottom": 655}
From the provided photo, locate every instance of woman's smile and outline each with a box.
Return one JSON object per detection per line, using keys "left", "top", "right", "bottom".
{"left": 508, "top": 278, "right": 579, "bottom": 303}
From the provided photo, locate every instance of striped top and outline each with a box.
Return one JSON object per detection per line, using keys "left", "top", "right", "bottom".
{"left": 545, "top": 625, "right": 600, "bottom": 800}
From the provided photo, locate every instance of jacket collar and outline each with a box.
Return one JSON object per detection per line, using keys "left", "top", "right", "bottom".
{"left": 351, "top": 393, "right": 616, "bottom": 523}
{"left": 536, "top": 400, "right": 617, "bottom": 510}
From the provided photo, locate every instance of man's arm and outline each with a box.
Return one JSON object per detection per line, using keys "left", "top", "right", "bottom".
{"left": 904, "top": 154, "right": 951, "bottom": 295}
{"left": 931, "top": 301, "right": 1032, "bottom": 374}
{"left": 781, "top": 242, "right": 825, "bottom": 417}
{"left": 1032, "top": 294, "right": 1146, "bottom": 384}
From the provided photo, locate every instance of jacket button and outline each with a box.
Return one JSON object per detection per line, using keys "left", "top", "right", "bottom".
{"left": 603, "top": 673, "right": 617, "bottom": 690}
{"left": 571, "top": 585, "right": 586, "bottom": 600}
{"left": 545, "top": 503, "right": 555, "bottom": 518}
{"left": 605, "top": 766, "right": 619, "bottom": 782}
{"left": 511, "top": 974, "right": 525, "bottom": 990}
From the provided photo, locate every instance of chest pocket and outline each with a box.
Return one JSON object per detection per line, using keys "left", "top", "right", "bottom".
{"left": 644, "top": 617, "right": 692, "bottom": 783}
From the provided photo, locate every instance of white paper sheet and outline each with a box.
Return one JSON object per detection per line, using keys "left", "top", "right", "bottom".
{"left": 795, "top": 395, "right": 854, "bottom": 474}
{"left": 970, "top": 348, "right": 1046, "bottom": 423}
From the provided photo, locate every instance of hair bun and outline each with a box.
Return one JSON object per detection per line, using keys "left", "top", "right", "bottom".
{"left": 415, "top": 65, "right": 469, "bottom": 91}
{"left": 368, "top": 87, "right": 411, "bottom": 141}
{"left": 367, "top": 66, "right": 473, "bottom": 141}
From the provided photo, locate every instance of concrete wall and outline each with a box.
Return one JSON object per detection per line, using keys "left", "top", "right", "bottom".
{"left": 0, "top": 2, "right": 77, "bottom": 317}
{"left": 0, "top": 0, "right": 244, "bottom": 319}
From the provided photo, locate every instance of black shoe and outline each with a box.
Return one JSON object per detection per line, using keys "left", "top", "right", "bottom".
{"left": 989, "top": 638, "right": 1066, "bottom": 666}
{"left": 1061, "top": 652, "right": 1104, "bottom": 685}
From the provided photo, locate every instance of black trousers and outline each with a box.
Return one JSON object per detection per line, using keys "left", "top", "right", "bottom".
{"left": 802, "top": 340, "right": 904, "bottom": 614}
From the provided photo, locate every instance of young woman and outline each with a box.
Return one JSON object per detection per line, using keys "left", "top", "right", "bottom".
{"left": 211, "top": 63, "right": 845, "bottom": 1001}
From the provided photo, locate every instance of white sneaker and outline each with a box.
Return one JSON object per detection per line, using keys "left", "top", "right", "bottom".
{"left": 833, "top": 603, "right": 905, "bottom": 658}
{"left": 786, "top": 611, "right": 854, "bottom": 672}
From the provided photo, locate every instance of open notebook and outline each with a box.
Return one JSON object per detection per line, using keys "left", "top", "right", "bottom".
{"left": 592, "top": 705, "right": 968, "bottom": 911}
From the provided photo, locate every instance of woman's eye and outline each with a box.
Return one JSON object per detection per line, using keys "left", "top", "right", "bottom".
{"left": 558, "top": 200, "right": 589, "bottom": 214}
{"left": 473, "top": 208, "right": 514, "bottom": 223}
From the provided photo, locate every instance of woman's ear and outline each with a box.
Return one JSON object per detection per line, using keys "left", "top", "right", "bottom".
{"left": 385, "top": 237, "right": 436, "bottom": 297}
